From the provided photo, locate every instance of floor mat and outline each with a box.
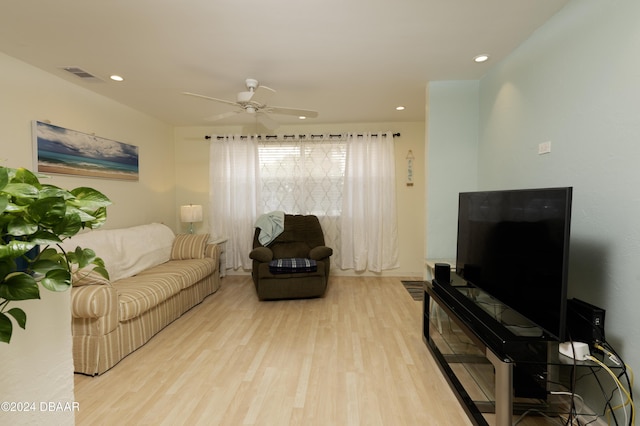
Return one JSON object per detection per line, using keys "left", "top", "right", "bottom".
{"left": 401, "top": 280, "right": 425, "bottom": 301}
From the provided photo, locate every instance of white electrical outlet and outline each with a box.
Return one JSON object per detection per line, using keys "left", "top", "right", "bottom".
{"left": 538, "top": 141, "right": 551, "bottom": 154}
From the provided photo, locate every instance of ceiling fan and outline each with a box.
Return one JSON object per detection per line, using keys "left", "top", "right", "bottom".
{"left": 183, "top": 78, "right": 318, "bottom": 130}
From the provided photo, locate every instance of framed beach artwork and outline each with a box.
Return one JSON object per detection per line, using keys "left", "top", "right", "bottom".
{"left": 33, "top": 121, "right": 139, "bottom": 181}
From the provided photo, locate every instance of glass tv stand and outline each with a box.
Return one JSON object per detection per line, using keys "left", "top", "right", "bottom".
{"left": 423, "top": 280, "right": 615, "bottom": 426}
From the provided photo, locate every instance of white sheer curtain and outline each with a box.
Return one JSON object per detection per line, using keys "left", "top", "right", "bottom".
{"left": 340, "top": 133, "right": 399, "bottom": 272}
{"left": 209, "top": 135, "right": 259, "bottom": 270}
{"left": 210, "top": 132, "right": 399, "bottom": 273}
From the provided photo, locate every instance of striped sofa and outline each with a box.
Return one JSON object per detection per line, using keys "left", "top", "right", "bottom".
{"left": 63, "top": 223, "right": 221, "bottom": 376}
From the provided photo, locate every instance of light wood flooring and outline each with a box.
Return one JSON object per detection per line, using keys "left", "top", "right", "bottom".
{"left": 73, "top": 276, "right": 550, "bottom": 425}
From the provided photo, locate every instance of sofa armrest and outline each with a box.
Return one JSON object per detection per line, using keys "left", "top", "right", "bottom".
{"left": 205, "top": 243, "right": 220, "bottom": 264}
{"left": 309, "top": 246, "right": 333, "bottom": 260}
{"left": 249, "top": 247, "right": 273, "bottom": 263}
{"left": 71, "top": 285, "right": 118, "bottom": 319}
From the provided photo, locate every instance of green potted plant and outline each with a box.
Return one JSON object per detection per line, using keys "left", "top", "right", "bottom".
{"left": 0, "top": 166, "right": 111, "bottom": 343}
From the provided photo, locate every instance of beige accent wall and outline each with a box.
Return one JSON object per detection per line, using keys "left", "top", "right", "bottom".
{"left": 0, "top": 52, "right": 175, "bottom": 425}
{"left": 174, "top": 121, "right": 426, "bottom": 277}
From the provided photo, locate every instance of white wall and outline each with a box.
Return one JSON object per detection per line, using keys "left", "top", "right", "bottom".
{"left": 175, "top": 121, "right": 426, "bottom": 277}
{"left": 0, "top": 52, "right": 176, "bottom": 425}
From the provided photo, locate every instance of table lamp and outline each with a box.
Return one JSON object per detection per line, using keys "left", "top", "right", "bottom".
{"left": 180, "top": 204, "right": 202, "bottom": 234}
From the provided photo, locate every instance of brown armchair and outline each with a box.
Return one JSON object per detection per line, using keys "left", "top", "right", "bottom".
{"left": 249, "top": 214, "right": 332, "bottom": 300}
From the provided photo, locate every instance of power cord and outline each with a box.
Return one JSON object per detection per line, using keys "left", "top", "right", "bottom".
{"left": 586, "top": 354, "right": 635, "bottom": 426}
{"left": 594, "top": 341, "right": 634, "bottom": 426}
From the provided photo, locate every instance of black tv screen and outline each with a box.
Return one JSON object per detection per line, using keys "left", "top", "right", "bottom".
{"left": 456, "top": 187, "right": 572, "bottom": 341}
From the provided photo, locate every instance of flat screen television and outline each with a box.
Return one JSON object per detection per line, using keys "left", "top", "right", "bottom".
{"left": 455, "top": 187, "right": 573, "bottom": 341}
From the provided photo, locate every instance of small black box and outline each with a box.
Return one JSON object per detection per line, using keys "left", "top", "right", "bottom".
{"left": 566, "top": 298, "right": 605, "bottom": 345}
{"left": 434, "top": 263, "right": 451, "bottom": 284}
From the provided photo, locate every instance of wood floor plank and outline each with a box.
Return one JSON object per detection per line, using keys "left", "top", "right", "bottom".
{"left": 74, "top": 275, "right": 474, "bottom": 425}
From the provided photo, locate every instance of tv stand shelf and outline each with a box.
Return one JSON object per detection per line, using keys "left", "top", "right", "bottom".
{"left": 423, "top": 280, "right": 614, "bottom": 426}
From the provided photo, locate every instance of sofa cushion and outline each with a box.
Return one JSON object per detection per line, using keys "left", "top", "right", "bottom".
{"left": 114, "top": 273, "right": 183, "bottom": 321}
{"left": 137, "top": 258, "right": 216, "bottom": 289}
{"left": 170, "top": 233, "right": 209, "bottom": 260}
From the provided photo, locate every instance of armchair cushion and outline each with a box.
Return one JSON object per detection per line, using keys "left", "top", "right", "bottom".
{"left": 268, "top": 258, "right": 317, "bottom": 274}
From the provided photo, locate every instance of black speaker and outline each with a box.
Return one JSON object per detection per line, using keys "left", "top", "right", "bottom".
{"left": 434, "top": 263, "right": 451, "bottom": 284}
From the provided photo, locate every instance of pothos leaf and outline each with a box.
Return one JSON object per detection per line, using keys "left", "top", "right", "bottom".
{"left": 0, "top": 313, "right": 13, "bottom": 343}
{"left": 6, "top": 307, "right": 26, "bottom": 329}
{"left": 0, "top": 273, "right": 40, "bottom": 301}
{"left": 40, "top": 269, "right": 71, "bottom": 292}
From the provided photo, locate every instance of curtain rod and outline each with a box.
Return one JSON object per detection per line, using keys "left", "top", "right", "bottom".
{"left": 204, "top": 132, "right": 400, "bottom": 140}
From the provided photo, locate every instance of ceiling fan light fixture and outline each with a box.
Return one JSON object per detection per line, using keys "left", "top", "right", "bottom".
{"left": 183, "top": 78, "right": 319, "bottom": 129}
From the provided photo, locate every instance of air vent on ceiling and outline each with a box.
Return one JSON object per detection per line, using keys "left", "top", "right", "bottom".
{"left": 60, "top": 66, "right": 103, "bottom": 82}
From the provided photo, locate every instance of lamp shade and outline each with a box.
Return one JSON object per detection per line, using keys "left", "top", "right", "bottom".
{"left": 180, "top": 204, "right": 203, "bottom": 223}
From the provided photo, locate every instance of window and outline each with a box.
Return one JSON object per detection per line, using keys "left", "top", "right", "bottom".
{"left": 258, "top": 140, "right": 346, "bottom": 217}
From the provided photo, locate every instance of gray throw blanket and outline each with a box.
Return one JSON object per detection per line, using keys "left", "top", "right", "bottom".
{"left": 254, "top": 211, "right": 285, "bottom": 245}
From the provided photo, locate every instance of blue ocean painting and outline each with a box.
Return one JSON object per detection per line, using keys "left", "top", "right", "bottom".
{"left": 34, "top": 121, "right": 139, "bottom": 180}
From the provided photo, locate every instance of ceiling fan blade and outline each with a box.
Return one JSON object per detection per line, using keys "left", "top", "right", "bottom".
{"left": 268, "top": 106, "right": 319, "bottom": 118}
{"left": 182, "top": 91, "right": 239, "bottom": 107}
{"left": 249, "top": 85, "right": 276, "bottom": 105}
{"left": 204, "top": 110, "right": 242, "bottom": 122}
{"left": 256, "top": 113, "right": 280, "bottom": 130}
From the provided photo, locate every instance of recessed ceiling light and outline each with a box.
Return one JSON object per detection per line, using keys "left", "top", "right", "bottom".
{"left": 298, "top": 116, "right": 307, "bottom": 120}
{"left": 110, "top": 75, "right": 124, "bottom": 82}
{"left": 473, "top": 54, "right": 490, "bottom": 63}
{"left": 396, "top": 106, "right": 405, "bottom": 111}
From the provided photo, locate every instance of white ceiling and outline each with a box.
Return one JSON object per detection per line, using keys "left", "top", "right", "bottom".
{"left": 1, "top": 0, "right": 569, "bottom": 128}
